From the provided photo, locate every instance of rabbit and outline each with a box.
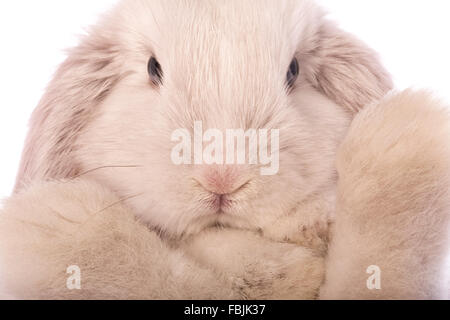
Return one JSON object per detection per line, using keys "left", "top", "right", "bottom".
{"left": 1, "top": 0, "right": 449, "bottom": 299}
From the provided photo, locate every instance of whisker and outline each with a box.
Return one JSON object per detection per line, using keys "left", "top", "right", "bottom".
{"left": 74, "top": 192, "right": 142, "bottom": 229}
{"left": 95, "top": 193, "right": 145, "bottom": 215}
{"left": 62, "top": 192, "right": 146, "bottom": 258}
{"left": 69, "top": 165, "right": 142, "bottom": 181}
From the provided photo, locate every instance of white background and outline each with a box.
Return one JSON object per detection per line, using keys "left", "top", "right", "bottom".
{"left": 0, "top": 0, "right": 449, "bottom": 199}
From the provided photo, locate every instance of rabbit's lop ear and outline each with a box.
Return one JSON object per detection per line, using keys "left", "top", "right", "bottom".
{"left": 302, "top": 20, "right": 393, "bottom": 113}
{"left": 15, "top": 25, "right": 123, "bottom": 191}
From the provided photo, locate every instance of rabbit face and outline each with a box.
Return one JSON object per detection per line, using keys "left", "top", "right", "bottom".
{"left": 17, "top": 0, "right": 392, "bottom": 237}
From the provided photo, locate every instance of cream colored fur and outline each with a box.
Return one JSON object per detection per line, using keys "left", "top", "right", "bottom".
{"left": 0, "top": 180, "right": 238, "bottom": 299}
{"left": 0, "top": 179, "right": 323, "bottom": 299}
{"left": 320, "top": 90, "right": 450, "bottom": 300}
{"left": 0, "top": 0, "right": 448, "bottom": 299}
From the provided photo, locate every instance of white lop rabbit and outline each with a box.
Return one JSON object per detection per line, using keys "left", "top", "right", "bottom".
{"left": 0, "top": 0, "right": 449, "bottom": 299}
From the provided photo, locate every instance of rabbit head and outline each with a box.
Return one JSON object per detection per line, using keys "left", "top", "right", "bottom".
{"left": 16, "top": 0, "right": 392, "bottom": 237}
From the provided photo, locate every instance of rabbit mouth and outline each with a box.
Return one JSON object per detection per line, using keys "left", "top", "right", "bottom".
{"left": 203, "top": 193, "right": 235, "bottom": 214}
{"left": 193, "top": 176, "right": 253, "bottom": 215}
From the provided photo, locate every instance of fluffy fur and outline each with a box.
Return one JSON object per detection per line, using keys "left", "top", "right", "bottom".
{"left": 0, "top": 0, "right": 448, "bottom": 299}
{"left": 321, "top": 90, "right": 450, "bottom": 299}
{"left": 0, "top": 179, "right": 240, "bottom": 299}
{"left": 0, "top": 179, "right": 325, "bottom": 299}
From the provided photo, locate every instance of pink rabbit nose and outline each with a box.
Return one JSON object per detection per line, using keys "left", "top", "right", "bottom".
{"left": 198, "top": 165, "right": 248, "bottom": 195}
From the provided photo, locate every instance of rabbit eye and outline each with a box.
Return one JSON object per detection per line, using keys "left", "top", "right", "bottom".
{"left": 286, "top": 57, "right": 299, "bottom": 89}
{"left": 148, "top": 57, "right": 163, "bottom": 86}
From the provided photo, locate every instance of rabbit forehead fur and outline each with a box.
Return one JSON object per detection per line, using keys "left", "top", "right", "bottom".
{"left": 75, "top": 0, "right": 350, "bottom": 237}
